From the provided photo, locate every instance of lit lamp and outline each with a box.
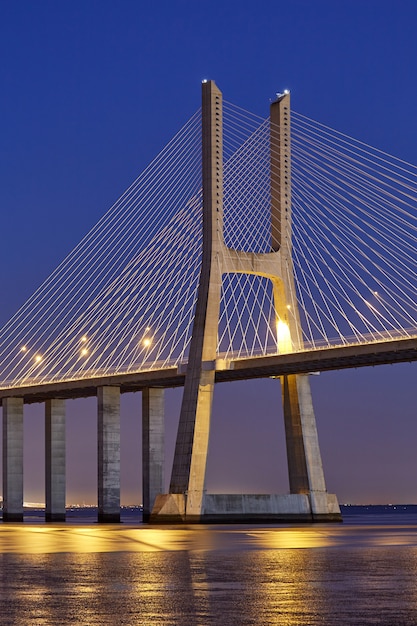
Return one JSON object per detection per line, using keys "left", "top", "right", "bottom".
{"left": 277, "top": 320, "right": 292, "bottom": 354}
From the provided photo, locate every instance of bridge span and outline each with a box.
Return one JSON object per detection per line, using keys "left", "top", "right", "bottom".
{"left": 1, "top": 335, "right": 416, "bottom": 403}
{"left": 2, "top": 335, "right": 416, "bottom": 524}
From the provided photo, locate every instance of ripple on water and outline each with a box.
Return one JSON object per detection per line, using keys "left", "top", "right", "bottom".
{"left": 0, "top": 525, "right": 417, "bottom": 625}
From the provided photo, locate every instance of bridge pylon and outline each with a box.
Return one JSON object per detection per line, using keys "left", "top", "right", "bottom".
{"left": 151, "top": 81, "right": 341, "bottom": 523}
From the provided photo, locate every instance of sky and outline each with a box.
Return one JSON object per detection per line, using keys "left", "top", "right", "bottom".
{"left": 1, "top": 0, "right": 417, "bottom": 506}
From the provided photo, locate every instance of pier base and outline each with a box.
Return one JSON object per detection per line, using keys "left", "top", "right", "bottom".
{"left": 150, "top": 492, "right": 341, "bottom": 523}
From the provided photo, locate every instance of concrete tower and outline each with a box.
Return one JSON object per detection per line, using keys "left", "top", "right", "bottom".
{"left": 151, "top": 81, "right": 341, "bottom": 522}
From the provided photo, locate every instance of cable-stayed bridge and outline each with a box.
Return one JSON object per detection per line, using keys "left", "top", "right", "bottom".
{"left": 1, "top": 81, "right": 417, "bottom": 523}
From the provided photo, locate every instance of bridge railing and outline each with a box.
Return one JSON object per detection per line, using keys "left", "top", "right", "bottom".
{"left": 1, "top": 328, "right": 417, "bottom": 391}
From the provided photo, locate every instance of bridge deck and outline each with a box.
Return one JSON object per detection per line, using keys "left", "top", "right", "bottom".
{"left": 0, "top": 337, "right": 416, "bottom": 404}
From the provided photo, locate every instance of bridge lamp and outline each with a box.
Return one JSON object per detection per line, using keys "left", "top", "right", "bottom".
{"left": 81, "top": 335, "right": 88, "bottom": 343}
{"left": 143, "top": 338, "right": 152, "bottom": 348}
{"left": 277, "top": 320, "right": 292, "bottom": 354}
{"left": 81, "top": 348, "right": 88, "bottom": 356}
{"left": 34, "top": 355, "right": 42, "bottom": 363}
{"left": 20, "top": 346, "right": 27, "bottom": 352}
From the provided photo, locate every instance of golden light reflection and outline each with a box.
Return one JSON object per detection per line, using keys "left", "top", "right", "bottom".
{"left": 3, "top": 525, "right": 417, "bottom": 626}
{"left": 3, "top": 524, "right": 417, "bottom": 555}
{"left": 277, "top": 319, "right": 292, "bottom": 353}
{"left": 0, "top": 526, "right": 190, "bottom": 554}
{"left": 245, "top": 528, "right": 337, "bottom": 549}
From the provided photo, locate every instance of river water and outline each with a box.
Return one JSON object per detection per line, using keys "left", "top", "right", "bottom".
{"left": 0, "top": 507, "right": 417, "bottom": 625}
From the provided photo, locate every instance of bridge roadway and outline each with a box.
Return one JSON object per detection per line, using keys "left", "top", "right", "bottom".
{"left": 1, "top": 336, "right": 417, "bottom": 404}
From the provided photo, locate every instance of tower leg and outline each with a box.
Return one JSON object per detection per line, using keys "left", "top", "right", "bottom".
{"left": 2, "top": 397, "right": 24, "bottom": 522}
{"left": 45, "top": 398, "right": 66, "bottom": 522}
{"left": 97, "top": 386, "right": 120, "bottom": 522}
{"left": 182, "top": 369, "right": 215, "bottom": 519}
{"left": 158, "top": 79, "right": 222, "bottom": 522}
{"left": 142, "top": 388, "right": 165, "bottom": 521}
{"left": 281, "top": 374, "right": 340, "bottom": 519}
{"left": 166, "top": 368, "right": 215, "bottom": 520}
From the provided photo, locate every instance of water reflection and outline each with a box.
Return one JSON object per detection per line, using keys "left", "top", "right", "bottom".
{"left": 2, "top": 523, "right": 417, "bottom": 554}
{"left": 1, "top": 525, "right": 417, "bottom": 624}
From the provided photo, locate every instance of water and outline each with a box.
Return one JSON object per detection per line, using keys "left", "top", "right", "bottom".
{"left": 1, "top": 506, "right": 417, "bottom": 625}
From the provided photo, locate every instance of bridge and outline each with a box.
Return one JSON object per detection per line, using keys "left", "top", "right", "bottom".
{"left": 1, "top": 80, "right": 417, "bottom": 522}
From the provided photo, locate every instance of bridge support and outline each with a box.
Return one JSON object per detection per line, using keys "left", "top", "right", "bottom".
{"left": 2, "top": 397, "right": 24, "bottom": 522}
{"left": 147, "top": 81, "right": 340, "bottom": 524}
{"left": 282, "top": 374, "right": 339, "bottom": 519}
{"left": 45, "top": 398, "right": 66, "bottom": 522}
{"left": 154, "top": 79, "right": 222, "bottom": 522}
{"left": 142, "top": 388, "right": 165, "bottom": 521}
{"left": 97, "top": 386, "right": 120, "bottom": 522}
{"left": 151, "top": 81, "right": 340, "bottom": 523}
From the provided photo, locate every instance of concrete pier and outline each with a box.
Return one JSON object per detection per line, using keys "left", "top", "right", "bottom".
{"left": 281, "top": 374, "right": 339, "bottom": 519}
{"left": 142, "top": 388, "right": 165, "bottom": 521}
{"left": 2, "top": 397, "right": 24, "bottom": 522}
{"left": 152, "top": 81, "right": 340, "bottom": 523}
{"left": 282, "top": 374, "right": 326, "bottom": 493}
{"left": 45, "top": 398, "right": 66, "bottom": 522}
{"left": 168, "top": 79, "right": 224, "bottom": 519}
{"left": 97, "top": 386, "right": 120, "bottom": 522}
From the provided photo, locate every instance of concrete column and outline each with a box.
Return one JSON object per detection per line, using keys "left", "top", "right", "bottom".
{"left": 2, "top": 397, "right": 24, "bottom": 522}
{"left": 45, "top": 398, "right": 66, "bottom": 522}
{"left": 97, "top": 386, "right": 120, "bottom": 522}
{"left": 142, "top": 388, "right": 165, "bottom": 521}
{"left": 169, "top": 80, "right": 224, "bottom": 520}
{"left": 281, "top": 374, "right": 327, "bottom": 497}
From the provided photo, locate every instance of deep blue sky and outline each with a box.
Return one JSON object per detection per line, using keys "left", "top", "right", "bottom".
{"left": 1, "top": 0, "right": 417, "bottom": 505}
